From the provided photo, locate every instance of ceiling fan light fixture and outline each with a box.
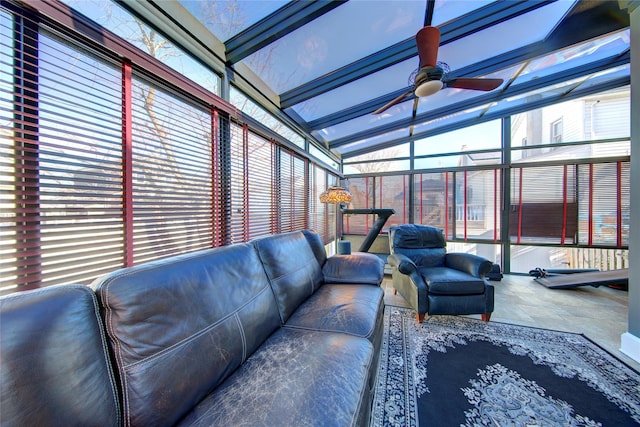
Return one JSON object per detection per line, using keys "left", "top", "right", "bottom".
{"left": 415, "top": 80, "right": 443, "bottom": 98}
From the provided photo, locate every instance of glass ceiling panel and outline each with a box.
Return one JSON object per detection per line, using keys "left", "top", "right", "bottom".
{"left": 314, "top": 99, "right": 413, "bottom": 143}
{"left": 331, "top": 128, "right": 410, "bottom": 156}
{"left": 515, "top": 29, "right": 630, "bottom": 86}
{"left": 290, "top": 58, "right": 418, "bottom": 122}
{"left": 486, "top": 77, "right": 588, "bottom": 117}
{"left": 571, "top": 64, "right": 630, "bottom": 92}
{"left": 244, "top": 1, "right": 426, "bottom": 93}
{"left": 436, "top": 1, "right": 575, "bottom": 71}
{"left": 179, "top": 0, "right": 288, "bottom": 42}
{"left": 431, "top": 0, "right": 492, "bottom": 26}
{"left": 230, "top": 87, "right": 304, "bottom": 148}
{"left": 412, "top": 104, "right": 490, "bottom": 137}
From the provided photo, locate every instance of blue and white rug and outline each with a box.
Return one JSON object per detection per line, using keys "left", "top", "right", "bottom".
{"left": 372, "top": 306, "right": 640, "bottom": 426}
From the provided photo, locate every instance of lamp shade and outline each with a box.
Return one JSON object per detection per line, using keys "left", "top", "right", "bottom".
{"left": 319, "top": 186, "right": 352, "bottom": 204}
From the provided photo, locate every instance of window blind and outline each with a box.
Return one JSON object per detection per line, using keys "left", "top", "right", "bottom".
{"left": 279, "top": 150, "right": 308, "bottom": 233}
{"left": 246, "top": 132, "right": 275, "bottom": 239}
{"left": 228, "top": 122, "right": 248, "bottom": 244}
{"left": 1, "top": 18, "right": 125, "bottom": 293}
{"left": 308, "top": 164, "right": 328, "bottom": 243}
{"left": 343, "top": 176, "right": 373, "bottom": 235}
{"left": 577, "top": 161, "right": 629, "bottom": 247}
{"left": 510, "top": 164, "right": 578, "bottom": 244}
{"left": 375, "top": 175, "right": 408, "bottom": 229}
{"left": 413, "top": 172, "right": 453, "bottom": 236}
{"left": 0, "top": 1, "right": 368, "bottom": 295}
{"left": 130, "top": 76, "right": 213, "bottom": 264}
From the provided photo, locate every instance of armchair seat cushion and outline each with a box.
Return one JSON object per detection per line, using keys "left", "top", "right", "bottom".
{"left": 419, "top": 267, "right": 487, "bottom": 295}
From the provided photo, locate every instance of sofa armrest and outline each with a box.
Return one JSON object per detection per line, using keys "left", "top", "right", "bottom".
{"left": 387, "top": 253, "right": 417, "bottom": 275}
{"left": 322, "top": 252, "right": 384, "bottom": 285}
{"left": 445, "top": 252, "right": 493, "bottom": 278}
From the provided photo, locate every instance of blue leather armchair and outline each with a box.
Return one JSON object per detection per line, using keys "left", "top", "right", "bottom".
{"left": 388, "top": 224, "right": 494, "bottom": 323}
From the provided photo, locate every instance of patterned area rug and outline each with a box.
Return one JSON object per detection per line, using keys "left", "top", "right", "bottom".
{"left": 372, "top": 306, "right": 640, "bottom": 426}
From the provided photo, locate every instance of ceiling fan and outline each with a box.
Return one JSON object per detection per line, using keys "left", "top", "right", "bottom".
{"left": 372, "top": 26, "right": 504, "bottom": 115}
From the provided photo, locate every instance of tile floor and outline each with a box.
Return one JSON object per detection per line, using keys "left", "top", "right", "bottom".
{"left": 382, "top": 274, "right": 640, "bottom": 371}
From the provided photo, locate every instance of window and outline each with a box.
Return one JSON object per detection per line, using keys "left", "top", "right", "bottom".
{"left": 131, "top": 76, "right": 213, "bottom": 264}
{"left": 345, "top": 175, "right": 409, "bottom": 234}
{"left": 1, "top": 22, "right": 125, "bottom": 293}
{"left": 550, "top": 118, "right": 563, "bottom": 143}
{"left": 309, "top": 165, "right": 329, "bottom": 243}
{"left": 279, "top": 151, "right": 308, "bottom": 233}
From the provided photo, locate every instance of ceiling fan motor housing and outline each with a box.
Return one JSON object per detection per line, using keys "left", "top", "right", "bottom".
{"left": 414, "top": 65, "right": 445, "bottom": 97}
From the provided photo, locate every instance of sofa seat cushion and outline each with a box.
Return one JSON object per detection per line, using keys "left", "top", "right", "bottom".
{"left": 285, "top": 284, "right": 384, "bottom": 342}
{"left": 420, "top": 266, "right": 487, "bottom": 295}
{"left": 177, "top": 328, "right": 373, "bottom": 427}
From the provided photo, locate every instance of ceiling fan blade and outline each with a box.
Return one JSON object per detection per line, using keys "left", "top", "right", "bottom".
{"left": 416, "top": 26, "right": 440, "bottom": 68}
{"left": 372, "top": 89, "right": 413, "bottom": 114}
{"left": 445, "top": 78, "right": 504, "bottom": 91}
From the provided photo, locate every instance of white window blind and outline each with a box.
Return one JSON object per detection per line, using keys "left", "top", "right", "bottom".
{"left": 1, "top": 20, "right": 125, "bottom": 293}
{"left": 309, "top": 164, "right": 328, "bottom": 243}
{"left": 246, "top": 132, "right": 275, "bottom": 239}
{"left": 131, "top": 76, "right": 213, "bottom": 264}
{"left": 279, "top": 150, "right": 308, "bottom": 233}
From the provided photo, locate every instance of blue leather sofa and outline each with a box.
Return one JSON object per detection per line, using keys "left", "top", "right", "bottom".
{"left": 0, "top": 230, "right": 384, "bottom": 426}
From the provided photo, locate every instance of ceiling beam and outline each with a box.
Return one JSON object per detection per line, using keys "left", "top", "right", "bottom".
{"left": 225, "top": 1, "right": 344, "bottom": 64}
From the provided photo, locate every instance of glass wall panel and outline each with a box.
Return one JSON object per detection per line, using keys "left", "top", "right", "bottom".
{"left": 62, "top": 0, "right": 221, "bottom": 95}
{"left": 448, "top": 242, "right": 502, "bottom": 268}
{"left": 454, "top": 169, "right": 501, "bottom": 242}
{"left": 511, "top": 87, "right": 630, "bottom": 150}
{"left": 415, "top": 120, "right": 501, "bottom": 156}
{"left": 343, "top": 177, "right": 373, "bottom": 235}
{"left": 510, "top": 245, "right": 628, "bottom": 274}
{"left": 344, "top": 160, "right": 410, "bottom": 175}
{"left": 230, "top": 87, "right": 304, "bottom": 149}
{"left": 413, "top": 172, "right": 452, "bottom": 234}
{"left": 375, "top": 175, "right": 410, "bottom": 228}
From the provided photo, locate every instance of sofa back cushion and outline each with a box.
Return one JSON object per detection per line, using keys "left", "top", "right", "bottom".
{"left": 0, "top": 285, "right": 120, "bottom": 426}
{"left": 302, "top": 229, "right": 327, "bottom": 266}
{"left": 92, "top": 243, "right": 280, "bottom": 427}
{"left": 252, "top": 231, "right": 324, "bottom": 322}
{"left": 390, "top": 224, "right": 447, "bottom": 267}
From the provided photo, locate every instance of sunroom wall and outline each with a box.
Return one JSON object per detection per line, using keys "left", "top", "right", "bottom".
{"left": 0, "top": 1, "right": 337, "bottom": 294}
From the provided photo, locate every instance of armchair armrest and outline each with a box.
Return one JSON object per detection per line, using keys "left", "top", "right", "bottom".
{"left": 387, "top": 253, "right": 417, "bottom": 275}
{"left": 322, "top": 252, "right": 384, "bottom": 285}
{"left": 445, "top": 253, "right": 493, "bottom": 278}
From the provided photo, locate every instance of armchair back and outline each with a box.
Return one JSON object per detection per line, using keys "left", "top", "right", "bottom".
{"left": 389, "top": 224, "right": 447, "bottom": 268}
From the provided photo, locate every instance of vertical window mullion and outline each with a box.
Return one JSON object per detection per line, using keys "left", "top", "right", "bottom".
{"left": 13, "top": 12, "right": 41, "bottom": 290}
{"left": 242, "top": 124, "right": 249, "bottom": 242}
{"left": 122, "top": 61, "right": 133, "bottom": 266}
